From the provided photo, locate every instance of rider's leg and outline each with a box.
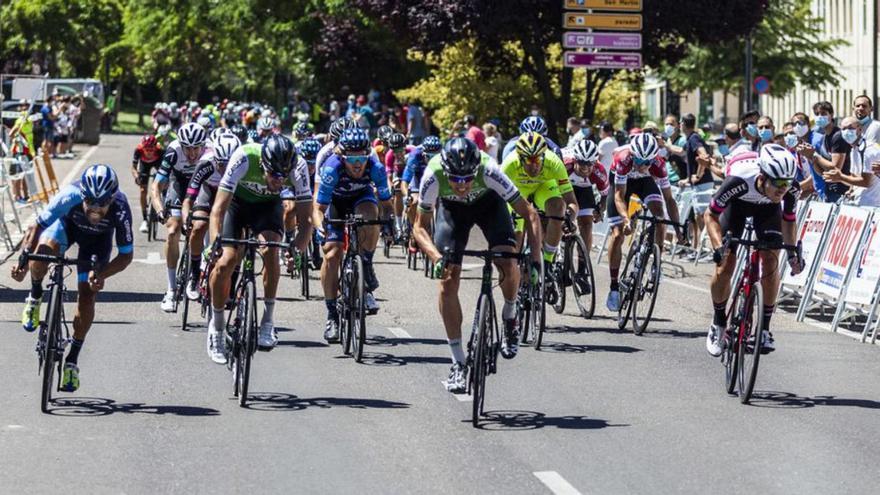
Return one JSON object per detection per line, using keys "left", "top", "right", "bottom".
{"left": 69, "top": 280, "right": 97, "bottom": 365}
{"left": 209, "top": 246, "right": 238, "bottom": 333}
{"left": 439, "top": 264, "right": 465, "bottom": 362}
{"left": 647, "top": 200, "right": 667, "bottom": 252}
{"left": 355, "top": 201, "right": 380, "bottom": 291}
{"left": 165, "top": 215, "right": 181, "bottom": 292}
{"left": 321, "top": 242, "right": 343, "bottom": 319}
{"left": 709, "top": 251, "right": 737, "bottom": 326}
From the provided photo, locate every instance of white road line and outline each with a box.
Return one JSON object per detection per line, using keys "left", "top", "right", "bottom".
{"left": 440, "top": 381, "right": 472, "bottom": 401}
{"left": 6, "top": 424, "right": 24, "bottom": 430}
{"left": 533, "top": 471, "right": 582, "bottom": 495}
{"left": 387, "top": 326, "right": 412, "bottom": 339}
{"left": 60, "top": 145, "right": 98, "bottom": 187}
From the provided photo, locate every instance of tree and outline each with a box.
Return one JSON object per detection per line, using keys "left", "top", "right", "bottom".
{"left": 658, "top": 0, "right": 842, "bottom": 105}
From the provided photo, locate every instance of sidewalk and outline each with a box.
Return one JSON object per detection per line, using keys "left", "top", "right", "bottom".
{"left": 1, "top": 145, "right": 98, "bottom": 264}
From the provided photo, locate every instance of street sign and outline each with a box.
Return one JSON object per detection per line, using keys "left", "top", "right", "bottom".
{"left": 563, "top": 12, "right": 642, "bottom": 30}
{"left": 564, "top": 0, "right": 642, "bottom": 11}
{"left": 563, "top": 31, "right": 642, "bottom": 50}
{"left": 564, "top": 52, "right": 643, "bottom": 69}
{"left": 753, "top": 76, "right": 771, "bottom": 94}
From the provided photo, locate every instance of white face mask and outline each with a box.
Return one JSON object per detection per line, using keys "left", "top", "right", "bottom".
{"left": 794, "top": 122, "right": 809, "bottom": 137}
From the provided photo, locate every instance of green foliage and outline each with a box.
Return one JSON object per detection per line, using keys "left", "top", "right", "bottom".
{"left": 658, "top": 0, "right": 844, "bottom": 96}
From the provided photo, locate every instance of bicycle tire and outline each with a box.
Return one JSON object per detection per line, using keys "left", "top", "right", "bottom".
{"left": 147, "top": 203, "right": 155, "bottom": 242}
{"left": 383, "top": 237, "right": 391, "bottom": 259}
{"left": 471, "top": 294, "right": 491, "bottom": 427}
{"left": 632, "top": 243, "right": 661, "bottom": 335}
{"left": 534, "top": 266, "right": 547, "bottom": 350}
{"left": 738, "top": 284, "right": 764, "bottom": 404}
{"left": 552, "top": 243, "right": 567, "bottom": 315}
{"left": 351, "top": 255, "right": 367, "bottom": 362}
{"left": 517, "top": 262, "right": 533, "bottom": 345}
{"left": 617, "top": 242, "right": 638, "bottom": 329}
{"left": 239, "top": 280, "right": 257, "bottom": 407}
{"left": 180, "top": 251, "right": 191, "bottom": 331}
{"left": 724, "top": 285, "right": 743, "bottom": 395}
{"left": 301, "top": 251, "right": 310, "bottom": 299}
{"left": 339, "top": 258, "right": 352, "bottom": 356}
{"left": 40, "top": 283, "right": 62, "bottom": 413}
{"left": 172, "top": 244, "right": 189, "bottom": 314}
{"left": 571, "top": 236, "right": 595, "bottom": 319}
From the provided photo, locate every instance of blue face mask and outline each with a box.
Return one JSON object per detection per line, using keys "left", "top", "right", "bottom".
{"left": 859, "top": 115, "right": 873, "bottom": 127}
{"left": 784, "top": 134, "right": 799, "bottom": 149}
{"left": 718, "top": 144, "right": 730, "bottom": 156}
{"left": 815, "top": 115, "right": 830, "bottom": 128}
{"left": 758, "top": 128, "right": 773, "bottom": 142}
{"left": 745, "top": 123, "right": 758, "bottom": 137}
{"left": 664, "top": 124, "right": 676, "bottom": 137}
{"left": 842, "top": 128, "right": 858, "bottom": 144}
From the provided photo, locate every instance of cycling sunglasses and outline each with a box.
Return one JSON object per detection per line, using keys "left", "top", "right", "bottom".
{"left": 344, "top": 154, "right": 370, "bottom": 166}
{"left": 633, "top": 156, "right": 652, "bottom": 166}
{"left": 84, "top": 196, "right": 113, "bottom": 208}
{"left": 769, "top": 178, "right": 793, "bottom": 189}
{"left": 525, "top": 155, "right": 544, "bottom": 166}
{"left": 575, "top": 159, "right": 596, "bottom": 168}
{"left": 448, "top": 173, "right": 476, "bottom": 184}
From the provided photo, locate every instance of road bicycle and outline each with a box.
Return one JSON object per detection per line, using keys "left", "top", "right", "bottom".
{"left": 549, "top": 211, "right": 596, "bottom": 319}
{"left": 17, "top": 251, "right": 97, "bottom": 413}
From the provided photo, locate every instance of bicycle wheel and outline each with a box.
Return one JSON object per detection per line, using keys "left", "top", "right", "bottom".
{"left": 350, "top": 255, "right": 367, "bottom": 362}
{"left": 723, "top": 283, "right": 744, "bottom": 395}
{"left": 617, "top": 243, "right": 638, "bottom": 329}
{"left": 471, "top": 294, "right": 491, "bottom": 427}
{"left": 339, "top": 258, "right": 353, "bottom": 355}
{"left": 517, "top": 262, "right": 533, "bottom": 345}
{"left": 147, "top": 203, "right": 155, "bottom": 242}
{"left": 301, "top": 251, "right": 310, "bottom": 299}
{"left": 738, "top": 284, "right": 764, "bottom": 404}
{"left": 552, "top": 243, "right": 567, "bottom": 315}
{"left": 383, "top": 236, "right": 391, "bottom": 258}
{"left": 40, "top": 283, "right": 62, "bottom": 413}
{"left": 631, "top": 243, "right": 661, "bottom": 335}
{"left": 179, "top": 249, "right": 191, "bottom": 331}
{"left": 570, "top": 236, "right": 595, "bottom": 319}
{"left": 533, "top": 267, "right": 547, "bottom": 350}
{"left": 238, "top": 280, "right": 257, "bottom": 407}
{"left": 172, "top": 246, "right": 189, "bottom": 314}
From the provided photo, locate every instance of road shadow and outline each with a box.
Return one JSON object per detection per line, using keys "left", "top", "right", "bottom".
{"left": 48, "top": 397, "right": 220, "bottom": 417}
{"left": 369, "top": 335, "right": 448, "bottom": 347}
{"left": 474, "top": 410, "right": 628, "bottom": 431}
{"left": 749, "top": 391, "right": 880, "bottom": 410}
{"left": 358, "top": 351, "right": 450, "bottom": 367}
{"left": 242, "top": 392, "right": 410, "bottom": 412}
{"left": 97, "top": 291, "right": 165, "bottom": 303}
{"left": 551, "top": 324, "right": 629, "bottom": 335}
{"left": 276, "top": 339, "right": 328, "bottom": 348}
{"left": 536, "top": 342, "right": 641, "bottom": 354}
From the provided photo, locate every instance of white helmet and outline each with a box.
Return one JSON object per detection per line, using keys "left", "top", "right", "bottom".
{"left": 257, "top": 116, "right": 276, "bottom": 131}
{"left": 212, "top": 134, "right": 241, "bottom": 166}
{"left": 571, "top": 139, "right": 599, "bottom": 163}
{"left": 196, "top": 115, "right": 212, "bottom": 129}
{"left": 177, "top": 122, "right": 207, "bottom": 147}
{"left": 209, "top": 127, "right": 232, "bottom": 144}
{"left": 758, "top": 144, "right": 798, "bottom": 180}
{"left": 629, "top": 132, "right": 659, "bottom": 162}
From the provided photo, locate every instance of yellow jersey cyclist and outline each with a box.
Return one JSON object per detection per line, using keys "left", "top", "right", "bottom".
{"left": 501, "top": 132, "right": 579, "bottom": 305}
{"left": 12, "top": 165, "right": 134, "bottom": 392}
{"left": 413, "top": 138, "right": 542, "bottom": 392}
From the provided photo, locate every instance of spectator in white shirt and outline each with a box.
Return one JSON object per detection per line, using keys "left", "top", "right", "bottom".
{"left": 566, "top": 117, "right": 585, "bottom": 147}
{"left": 823, "top": 116, "right": 880, "bottom": 207}
{"left": 852, "top": 95, "right": 880, "bottom": 146}
{"left": 483, "top": 122, "right": 500, "bottom": 162}
{"left": 597, "top": 121, "right": 617, "bottom": 169}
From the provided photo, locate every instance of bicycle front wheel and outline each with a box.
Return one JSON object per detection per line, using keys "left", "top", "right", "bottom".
{"left": 738, "top": 284, "right": 764, "bottom": 404}
{"left": 350, "top": 256, "right": 367, "bottom": 363}
{"left": 301, "top": 252, "right": 310, "bottom": 299}
{"left": 570, "top": 235, "right": 596, "bottom": 319}
{"left": 552, "top": 246, "right": 567, "bottom": 315}
{"left": 40, "top": 283, "right": 62, "bottom": 413}
{"left": 533, "top": 268, "right": 547, "bottom": 350}
{"left": 632, "top": 243, "right": 661, "bottom": 335}
{"left": 238, "top": 280, "right": 257, "bottom": 407}
{"left": 471, "top": 294, "right": 491, "bottom": 427}
{"left": 617, "top": 243, "right": 638, "bottom": 329}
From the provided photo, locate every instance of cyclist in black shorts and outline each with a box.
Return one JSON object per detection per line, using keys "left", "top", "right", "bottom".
{"left": 132, "top": 134, "right": 164, "bottom": 233}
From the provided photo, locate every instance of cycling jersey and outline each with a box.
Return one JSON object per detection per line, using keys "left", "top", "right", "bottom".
{"left": 501, "top": 135, "right": 563, "bottom": 161}
{"left": 316, "top": 153, "right": 392, "bottom": 205}
{"left": 419, "top": 152, "right": 519, "bottom": 210}
{"left": 401, "top": 146, "right": 433, "bottom": 190}
{"left": 501, "top": 149, "right": 573, "bottom": 196}
{"left": 611, "top": 148, "right": 670, "bottom": 189}
{"left": 157, "top": 140, "right": 213, "bottom": 180}
{"left": 185, "top": 161, "right": 222, "bottom": 203}
{"left": 385, "top": 145, "right": 416, "bottom": 177}
{"left": 709, "top": 157, "right": 800, "bottom": 222}
{"left": 220, "top": 143, "right": 311, "bottom": 203}
{"left": 561, "top": 148, "right": 610, "bottom": 194}
{"left": 132, "top": 141, "right": 163, "bottom": 165}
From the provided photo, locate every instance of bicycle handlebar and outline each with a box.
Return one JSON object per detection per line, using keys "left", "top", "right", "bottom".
{"left": 219, "top": 238, "right": 290, "bottom": 249}
{"left": 18, "top": 251, "right": 99, "bottom": 271}
{"left": 446, "top": 248, "right": 525, "bottom": 262}
{"left": 325, "top": 216, "right": 392, "bottom": 227}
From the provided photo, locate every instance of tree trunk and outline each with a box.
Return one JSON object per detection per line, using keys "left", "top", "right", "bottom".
{"left": 561, "top": 67, "right": 573, "bottom": 118}
{"left": 522, "top": 40, "right": 561, "bottom": 143}
{"left": 136, "top": 84, "right": 144, "bottom": 126}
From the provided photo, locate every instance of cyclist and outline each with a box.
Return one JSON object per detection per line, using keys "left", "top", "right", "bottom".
{"left": 400, "top": 135, "right": 441, "bottom": 247}
{"left": 501, "top": 132, "right": 579, "bottom": 298}
{"left": 156, "top": 124, "right": 175, "bottom": 149}
{"left": 207, "top": 135, "right": 311, "bottom": 363}
{"left": 413, "top": 138, "right": 542, "bottom": 393}
{"left": 705, "top": 144, "right": 804, "bottom": 356}
{"left": 131, "top": 134, "right": 164, "bottom": 234}
{"left": 297, "top": 138, "right": 324, "bottom": 267}
{"left": 562, "top": 140, "right": 610, "bottom": 282}
{"left": 315, "top": 128, "right": 394, "bottom": 342}
{"left": 373, "top": 125, "right": 395, "bottom": 156}
{"left": 605, "top": 133, "right": 682, "bottom": 312}
{"left": 255, "top": 116, "right": 276, "bottom": 143}
{"left": 385, "top": 132, "right": 416, "bottom": 236}
{"left": 292, "top": 122, "right": 314, "bottom": 144}
{"left": 180, "top": 133, "right": 242, "bottom": 300}
{"left": 11, "top": 165, "right": 133, "bottom": 392}
{"left": 228, "top": 123, "right": 249, "bottom": 145}
{"left": 501, "top": 116, "right": 563, "bottom": 160}
{"left": 316, "top": 117, "right": 358, "bottom": 170}
{"left": 150, "top": 122, "right": 212, "bottom": 312}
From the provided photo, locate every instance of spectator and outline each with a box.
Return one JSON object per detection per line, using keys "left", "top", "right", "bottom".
{"left": 463, "top": 115, "right": 486, "bottom": 151}
{"left": 344, "top": 94, "right": 358, "bottom": 119}
{"left": 102, "top": 89, "right": 117, "bottom": 132}
{"left": 596, "top": 121, "right": 617, "bottom": 170}
{"left": 780, "top": 121, "right": 815, "bottom": 196}
{"left": 811, "top": 100, "right": 852, "bottom": 202}
{"left": 720, "top": 123, "right": 741, "bottom": 158}
{"left": 40, "top": 95, "right": 57, "bottom": 158}
{"left": 661, "top": 114, "right": 688, "bottom": 178}
{"left": 566, "top": 117, "right": 584, "bottom": 147}
{"left": 822, "top": 116, "right": 880, "bottom": 206}
{"left": 680, "top": 113, "right": 715, "bottom": 258}
{"left": 580, "top": 118, "right": 593, "bottom": 142}
{"left": 483, "top": 122, "right": 500, "bottom": 161}
{"left": 54, "top": 102, "right": 71, "bottom": 158}
{"left": 852, "top": 95, "right": 880, "bottom": 146}
{"left": 756, "top": 115, "right": 776, "bottom": 147}
{"left": 407, "top": 99, "right": 427, "bottom": 145}
{"left": 730, "top": 109, "right": 760, "bottom": 157}
{"left": 68, "top": 95, "right": 83, "bottom": 155}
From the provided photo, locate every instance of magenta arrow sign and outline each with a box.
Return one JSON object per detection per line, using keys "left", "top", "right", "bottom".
{"left": 563, "top": 32, "right": 642, "bottom": 50}
{"left": 563, "top": 52, "right": 643, "bottom": 69}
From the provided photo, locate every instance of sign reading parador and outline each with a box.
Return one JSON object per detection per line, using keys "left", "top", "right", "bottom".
{"left": 563, "top": 12, "right": 643, "bottom": 31}
{"left": 564, "top": 0, "right": 642, "bottom": 11}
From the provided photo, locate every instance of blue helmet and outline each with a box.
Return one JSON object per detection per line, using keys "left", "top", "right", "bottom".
{"left": 247, "top": 128, "right": 261, "bottom": 144}
{"left": 337, "top": 128, "right": 370, "bottom": 154}
{"left": 80, "top": 164, "right": 119, "bottom": 205}
{"left": 299, "top": 138, "right": 322, "bottom": 161}
{"left": 519, "top": 116, "right": 548, "bottom": 136}
{"left": 422, "top": 135, "right": 441, "bottom": 153}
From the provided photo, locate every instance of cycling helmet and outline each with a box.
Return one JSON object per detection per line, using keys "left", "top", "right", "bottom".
{"left": 422, "top": 135, "right": 441, "bottom": 154}
{"left": 387, "top": 133, "right": 407, "bottom": 150}
{"left": 156, "top": 124, "right": 172, "bottom": 137}
{"left": 248, "top": 128, "right": 261, "bottom": 144}
{"left": 571, "top": 139, "right": 599, "bottom": 163}
{"left": 629, "top": 132, "right": 659, "bottom": 162}
{"left": 299, "top": 138, "right": 322, "bottom": 161}
{"left": 377, "top": 125, "right": 394, "bottom": 144}
{"left": 212, "top": 134, "right": 241, "bottom": 166}
{"left": 196, "top": 115, "right": 212, "bottom": 130}
{"left": 141, "top": 134, "right": 158, "bottom": 148}
{"left": 293, "top": 122, "right": 312, "bottom": 139}
{"left": 515, "top": 132, "right": 548, "bottom": 159}
{"left": 177, "top": 122, "right": 207, "bottom": 147}
{"left": 337, "top": 128, "right": 370, "bottom": 154}
{"left": 260, "top": 134, "right": 296, "bottom": 175}
{"left": 519, "top": 116, "right": 548, "bottom": 136}
{"left": 229, "top": 124, "right": 248, "bottom": 144}
{"left": 758, "top": 144, "right": 798, "bottom": 180}
{"left": 209, "top": 127, "right": 232, "bottom": 144}
{"left": 79, "top": 164, "right": 119, "bottom": 204}
{"left": 328, "top": 117, "right": 356, "bottom": 142}
{"left": 440, "top": 137, "right": 480, "bottom": 176}
{"left": 258, "top": 116, "right": 276, "bottom": 131}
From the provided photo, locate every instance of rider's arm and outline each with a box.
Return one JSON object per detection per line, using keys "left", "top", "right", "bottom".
{"left": 512, "top": 197, "right": 542, "bottom": 264}
{"left": 613, "top": 186, "right": 629, "bottom": 227}
{"left": 209, "top": 190, "right": 232, "bottom": 242}
{"left": 705, "top": 176, "right": 747, "bottom": 248}
{"left": 101, "top": 200, "right": 135, "bottom": 279}
{"left": 211, "top": 150, "right": 248, "bottom": 241}
{"left": 371, "top": 157, "right": 395, "bottom": 219}
{"left": 661, "top": 186, "right": 681, "bottom": 224}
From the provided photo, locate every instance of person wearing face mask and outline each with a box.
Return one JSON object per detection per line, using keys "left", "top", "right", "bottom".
{"left": 823, "top": 116, "right": 880, "bottom": 207}
{"left": 852, "top": 95, "right": 880, "bottom": 146}
{"left": 681, "top": 113, "right": 715, "bottom": 258}
{"left": 661, "top": 114, "right": 688, "bottom": 178}
{"left": 756, "top": 116, "right": 776, "bottom": 147}
{"left": 780, "top": 121, "right": 814, "bottom": 196}
{"left": 731, "top": 110, "right": 761, "bottom": 157}
{"left": 596, "top": 121, "right": 617, "bottom": 170}
{"left": 811, "top": 101, "right": 852, "bottom": 202}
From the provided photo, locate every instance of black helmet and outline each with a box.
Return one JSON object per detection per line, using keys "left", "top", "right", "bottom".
{"left": 329, "top": 117, "right": 356, "bottom": 142}
{"left": 377, "top": 125, "right": 394, "bottom": 144}
{"left": 440, "top": 137, "right": 480, "bottom": 176}
{"left": 422, "top": 135, "right": 441, "bottom": 153}
{"left": 229, "top": 124, "right": 248, "bottom": 144}
{"left": 293, "top": 122, "right": 312, "bottom": 139}
{"left": 261, "top": 134, "right": 296, "bottom": 175}
{"left": 337, "top": 128, "right": 370, "bottom": 154}
{"left": 387, "top": 133, "right": 407, "bottom": 150}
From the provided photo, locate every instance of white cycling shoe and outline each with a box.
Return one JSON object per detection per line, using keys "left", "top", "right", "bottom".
{"left": 365, "top": 292, "right": 379, "bottom": 314}
{"left": 258, "top": 321, "right": 278, "bottom": 350}
{"left": 706, "top": 324, "right": 723, "bottom": 357}
{"left": 207, "top": 326, "right": 227, "bottom": 364}
{"left": 161, "top": 290, "right": 176, "bottom": 313}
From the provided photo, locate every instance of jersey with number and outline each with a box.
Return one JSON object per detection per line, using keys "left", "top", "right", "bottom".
{"left": 220, "top": 143, "right": 311, "bottom": 203}
{"left": 37, "top": 184, "right": 134, "bottom": 254}
{"left": 316, "top": 153, "right": 392, "bottom": 205}
{"left": 611, "top": 147, "right": 670, "bottom": 188}
{"left": 157, "top": 140, "right": 213, "bottom": 180}
{"left": 418, "top": 152, "right": 520, "bottom": 210}
{"left": 709, "top": 157, "right": 800, "bottom": 222}
{"left": 501, "top": 149, "right": 573, "bottom": 196}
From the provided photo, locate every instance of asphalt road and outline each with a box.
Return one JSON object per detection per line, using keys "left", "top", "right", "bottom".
{"left": 1, "top": 134, "right": 878, "bottom": 494}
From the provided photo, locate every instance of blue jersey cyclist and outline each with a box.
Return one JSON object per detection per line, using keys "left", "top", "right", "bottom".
{"left": 400, "top": 135, "right": 441, "bottom": 250}
{"left": 315, "top": 128, "right": 394, "bottom": 342}
{"left": 12, "top": 165, "right": 134, "bottom": 392}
